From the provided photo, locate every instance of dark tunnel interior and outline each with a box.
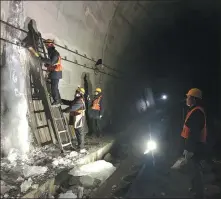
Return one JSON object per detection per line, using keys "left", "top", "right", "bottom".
{"left": 110, "top": 0, "right": 221, "bottom": 147}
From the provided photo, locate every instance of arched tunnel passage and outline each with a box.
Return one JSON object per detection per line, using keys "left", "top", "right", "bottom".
{"left": 1, "top": 0, "right": 221, "bottom": 198}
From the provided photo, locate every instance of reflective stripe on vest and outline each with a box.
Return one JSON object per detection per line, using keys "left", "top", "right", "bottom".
{"left": 70, "top": 98, "right": 85, "bottom": 116}
{"left": 47, "top": 56, "right": 62, "bottom": 72}
{"left": 181, "top": 106, "right": 207, "bottom": 143}
{"left": 91, "top": 95, "right": 102, "bottom": 111}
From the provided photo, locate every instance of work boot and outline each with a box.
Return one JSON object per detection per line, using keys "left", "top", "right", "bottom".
{"left": 51, "top": 101, "right": 61, "bottom": 107}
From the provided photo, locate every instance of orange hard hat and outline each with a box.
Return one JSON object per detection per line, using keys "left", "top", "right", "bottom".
{"left": 186, "top": 88, "right": 202, "bottom": 99}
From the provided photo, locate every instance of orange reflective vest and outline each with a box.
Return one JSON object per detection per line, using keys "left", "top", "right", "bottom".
{"left": 181, "top": 106, "right": 207, "bottom": 143}
{"left": 91, "top": 95, "right": 102, "bottom": 111}
{"left": 70, "top": 98, "right": 85, "bottom": 117}
{"left": 47, "top": 56, "right": 62, "bottom": 72}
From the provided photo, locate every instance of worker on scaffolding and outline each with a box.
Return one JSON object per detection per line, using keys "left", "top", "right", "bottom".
{"left": 179, "top": 88, "right": 207, "bottom": 199}
{"left": 40, "top": 39, "right": 62, "bottom": 107}
{"left": 88, "top": 88, "right": 104, "bottom": 137}
{"left": 62, "top": 87, "right": 86, "bottom": 153}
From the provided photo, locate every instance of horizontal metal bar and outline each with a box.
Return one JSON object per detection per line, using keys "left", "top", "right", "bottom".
{"left": 34, "top": 110, "right": 45, "bottom": 113}
{"left": 0, "top": 37, "right": 120, "bottom": 79}
{"left": 58, "top": 130, "right": 67, "bottom": 134}
{"left": 37, "top": 125, "right": 48, "bottom": 129}
{"left": 62, "top": 143, "right": 72, "bottom": 147}
{"left": 54, "top": 117, "right": 63, "bottom": 120}
{"left": 0, "top": 19, "right": 124, "bottom": 74}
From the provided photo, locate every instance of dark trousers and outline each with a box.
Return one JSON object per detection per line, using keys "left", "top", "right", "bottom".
{"left": 51, "top": 79, "right": 60, "bottom": 102}
{"left": 91, "top": 118, "right": 102, "bottom": 137}
{"left": 189, "top": 158, "right": 204, "bottom": 199}
{"left": 75, "top": 127, "right": 84, "bottom": 149}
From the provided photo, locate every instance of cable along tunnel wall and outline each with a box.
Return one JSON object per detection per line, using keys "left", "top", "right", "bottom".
{"left": 0, "top": 17, "right": 121, "bottom": 147}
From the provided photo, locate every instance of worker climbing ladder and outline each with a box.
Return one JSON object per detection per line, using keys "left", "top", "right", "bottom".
{"left": 27, "top": 25, "right": 73, "bottom": 152}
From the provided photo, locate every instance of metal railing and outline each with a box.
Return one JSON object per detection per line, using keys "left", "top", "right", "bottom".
{"left": 0, "top": 19, "right": 123, "bottom": 79}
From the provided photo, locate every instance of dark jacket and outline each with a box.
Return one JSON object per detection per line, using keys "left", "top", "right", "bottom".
{"left": 41, "top": 47, "right": 62, "bottom": 79}
{"left": 88, "top": 93, "right": 104, "bottom": 119}
{"left": 62, "top": 98, "right": 88, "bottom": 133}
{"left": 185, "top": 105, "right": 206, "bottom": 156}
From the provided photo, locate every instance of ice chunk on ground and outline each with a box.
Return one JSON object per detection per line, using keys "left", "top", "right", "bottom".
{"left": 32, "top": 184, "right": 39, "bottom": 189}
{"left": 77, "top": 186, "right": 84, "bottom": 198}
{"left": 58, "top": 190, "right": 77, "bottom": 199}
{"left": 23, "top": 165, "right": 48, "bottom": 178}
{"left": 1, "top": 181, "right": 11, "bottom": 195}
{"left": 80, "top": 175, "right": 94, "bottom": 187}
{"left": 7, "top": 148, "right": 19, "bottom": 163}
{"left": 20, "top": 178, "right": 33, "bottom": 193}
{"left": 16, "top": 176, "right": 24, "bottom": 182}
{"left": 69, "top": 151, "right": 78, "bottom": 157}
{"left": 69, "top": 160, "right": 116, "bottom": 183}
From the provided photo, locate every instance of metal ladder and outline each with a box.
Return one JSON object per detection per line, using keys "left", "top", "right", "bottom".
{"left": 31, "top": 31, "right": 73, "bottom": 152}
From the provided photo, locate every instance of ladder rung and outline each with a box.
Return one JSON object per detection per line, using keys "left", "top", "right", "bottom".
{"left": 62, "top": 143, "right": 72, "bottom": 147}
{"left": 54, "top": 117, "right": 63, "bottom": 120}
{"left": 34, "top": 110, "right": 45, "bottom": 113}
{"left": 58, "top": 130, "right": 67, "bottom": 134}
{"left": 37, "top": 125, "right": 48, "bottom": 129}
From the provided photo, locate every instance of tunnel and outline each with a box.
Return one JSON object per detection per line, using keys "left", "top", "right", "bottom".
{"left": 1, "top": 0, "right": 221, "bottom": 198}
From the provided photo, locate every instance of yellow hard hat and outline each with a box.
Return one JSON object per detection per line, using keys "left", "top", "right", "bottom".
{"left": 186, "top": 88, "right": 202, "bottom": 99}
{"left": 77, "top": 87, "right": 85, "bottom": 95}
{"left": 44, "top": 39, "right": 54, "bottom": 47}
{"left": 44, "top": 39, "right": 54, "bottom": 44}
{"left": 95, "top": 88, "right": 102, "bottom": 93}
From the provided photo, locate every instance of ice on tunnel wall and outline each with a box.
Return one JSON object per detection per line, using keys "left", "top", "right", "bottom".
{"left": 1, "top": 1, "right": 30, "bottom": 156}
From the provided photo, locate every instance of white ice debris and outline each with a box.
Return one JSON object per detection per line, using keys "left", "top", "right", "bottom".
{"left": 32, "top": 184, "right": 39, "bottom": 189}
{"left": 58, "top": 190, "right": 77, "bottom": 199}
{"left": 23, "top": 165, "right": 48, "bottom": 178}
{"left": 52, "top": 151, "right": 80, "bottom": 168}
{"left": 7, "top": 148, "right": 20, "bottom": 164}
{"left": 69, "top": 151, "right": 78, "bottom": 157}
{"left": 1, "top": 181, "right": 11, "bottom": 195}
{"left": 77, "top": 186, "right": 84, "bottom": 198}
{"left": 20, "top": 178, "right": 33, "bottom": 193}
{"left": 69, "top": 160, "right": 116, "bottom": 183}
{"left": 16, "top": 176, "right": 24, "bottom": 182}
{"left": 80, "top": 176, "right": 94, "bottom": 187}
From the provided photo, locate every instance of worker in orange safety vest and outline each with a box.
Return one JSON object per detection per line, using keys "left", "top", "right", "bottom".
{"left": 88, "top": 88, "right": 104, "bottom": 137}
{"left": 181, "top": 88, "right": 207, "bottom": 199}
{"left": 40, "top": 39, "right": 62, "bottom": 107}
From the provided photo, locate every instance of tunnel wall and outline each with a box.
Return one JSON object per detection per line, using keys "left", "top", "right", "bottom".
{"left": 1, "top": 1, "right": 121, "bottom": 130}
{"left": 0, "top": 1, "right": 157, "bottom": 130}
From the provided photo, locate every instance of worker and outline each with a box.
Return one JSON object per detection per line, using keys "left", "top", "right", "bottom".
{"left": 88, "top": 88, "right": 104, "bottom": 137}
{"left": 62, "top": 87, "right": 86, "bottom": 153}
{"left": 181, "top": 88, "right": 207, "bottom": 199}
{"left": 40, "top": 39, "right": 62, "bottom": 107}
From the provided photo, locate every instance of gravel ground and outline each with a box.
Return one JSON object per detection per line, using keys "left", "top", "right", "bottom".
{"left": 0, "top": 135, "right": 111, "bottom": 198}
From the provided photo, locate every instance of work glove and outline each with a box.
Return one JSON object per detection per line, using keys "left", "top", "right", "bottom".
{"left": 183, "top": 150, "right": 194, "bottom": 160}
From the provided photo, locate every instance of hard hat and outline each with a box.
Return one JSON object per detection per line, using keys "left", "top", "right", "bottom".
{"left": 44, "top": 39, "right": 54, "bottom": 44}
{"left": 44, "top": 39, "right": 54, "bottom": 47}
{"left": 186, "top": 88, "right": 202, "bottom": 99}
{"left": 77, "top": 87, "right": 85, "bottom": 95}
{"left": 95, "top": 88, "right": 102, "bottom": 93}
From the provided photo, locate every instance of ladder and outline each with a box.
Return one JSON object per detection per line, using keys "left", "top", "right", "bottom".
{"left": 29, "top": 28, "right": 73, "bottom": 152}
